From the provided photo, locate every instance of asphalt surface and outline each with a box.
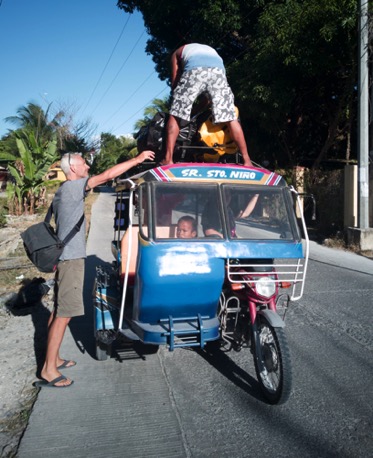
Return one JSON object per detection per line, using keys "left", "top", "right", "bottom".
{"left": 18, "top": 189, "right": 372, "bottom": 457}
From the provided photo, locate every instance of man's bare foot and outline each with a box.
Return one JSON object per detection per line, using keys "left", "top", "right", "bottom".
{"left": 35, "top": 375, "right": 73, "bottom": 388}
{"left": 40, "top": 366, "right": 73, "bottom": 387}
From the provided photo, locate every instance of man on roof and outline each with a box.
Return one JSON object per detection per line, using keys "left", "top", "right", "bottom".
{"left": 162, "top": 43, "right": 253, "bottom": 167}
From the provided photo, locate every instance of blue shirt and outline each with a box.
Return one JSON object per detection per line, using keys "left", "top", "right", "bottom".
{"left": 181, "top": 44, "right": 225, "bottom": 72}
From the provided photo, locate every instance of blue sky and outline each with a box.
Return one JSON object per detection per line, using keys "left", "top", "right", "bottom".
{"left": 0, "top": 0, "right": 170, "bottom": 139}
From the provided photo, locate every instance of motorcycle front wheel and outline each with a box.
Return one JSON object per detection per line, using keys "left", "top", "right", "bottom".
{"left": 253, "top": 316, "right": 292, "bottom": 405}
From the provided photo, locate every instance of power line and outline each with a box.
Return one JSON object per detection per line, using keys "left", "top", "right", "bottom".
{"left": 102, "top": 7, "right": 256, "bottom": 136}
{"left": 81, "top": 14, "right": 131, "bottom": 114}
{"left": 102, "top": 16, "right": 207, "bottom": 130}
{"left": 102, "top": 70, "right": 156, "bottom": 127}
{"left": 89, "top": 29, "right": 146, "bottom": 117}
{"left": 112, "top": 86, "right": 169, "bottom": 135}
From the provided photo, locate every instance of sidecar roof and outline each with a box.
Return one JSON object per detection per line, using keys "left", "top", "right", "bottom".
{"left": 115, "top": 163, "right": 287, "bottom": 190}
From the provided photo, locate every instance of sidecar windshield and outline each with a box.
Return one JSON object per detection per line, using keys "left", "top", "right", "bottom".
{"left": 138, "top": 183, "right": 300, "bottom": 242}
{"left": 222, "top": 185, "right": 300, "bottom": 241}
{"left": 150, "top": 183, "right": 222, "bottom": 239}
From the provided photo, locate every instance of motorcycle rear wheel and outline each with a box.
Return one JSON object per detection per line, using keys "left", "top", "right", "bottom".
{"left": 253, "top": 316, "right": 292, "bottom": 404}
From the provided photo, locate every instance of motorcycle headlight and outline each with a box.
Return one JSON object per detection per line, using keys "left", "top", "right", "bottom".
{"left": 255, "top": 276, "right": 276, "bottom": 298}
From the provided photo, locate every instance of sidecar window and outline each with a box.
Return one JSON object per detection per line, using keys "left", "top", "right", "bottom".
{"left": 223, "top": 186, "right": 300, "bottom": 241}
{"left": 137, "top": 185, "right": 150, "bottom": 238}
{"left": 151, "top": 184, "right": 222, "bottom": 240}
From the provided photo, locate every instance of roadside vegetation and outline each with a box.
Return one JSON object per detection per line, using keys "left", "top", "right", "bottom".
{"left": 118, "top": 0, "right": 361, "bottom": 170}
{"left": 0, "top": 0, "right": 370, "bottom": 242}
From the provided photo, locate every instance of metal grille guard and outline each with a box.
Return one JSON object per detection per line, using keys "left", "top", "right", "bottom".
{"left": 227, "top": 257, "right": 307, "bottom": 301}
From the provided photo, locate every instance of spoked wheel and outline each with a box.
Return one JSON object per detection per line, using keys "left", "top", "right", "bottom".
{"left": 253, "top": 316, "right": 292, "bottom": 404}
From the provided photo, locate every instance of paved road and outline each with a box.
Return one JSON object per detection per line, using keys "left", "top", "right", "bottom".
{"left": 18, "top": 190, "right": 373, "bottom": 457}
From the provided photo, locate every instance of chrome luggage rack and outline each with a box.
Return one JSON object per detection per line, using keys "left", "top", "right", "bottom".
{"left": 226, "top": 256, "right": 308, "bottom": 301}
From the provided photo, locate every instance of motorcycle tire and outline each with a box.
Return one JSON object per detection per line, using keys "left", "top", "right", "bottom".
{"left": 253, "top": 316, "right": 292, "bottom": 405}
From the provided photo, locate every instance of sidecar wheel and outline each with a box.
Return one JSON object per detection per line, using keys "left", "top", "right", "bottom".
{"left": 95, "top": 337, "right": 112, "bottom": 361}
{"left": 253, "top": 317, "right": 292, "bottom": 405}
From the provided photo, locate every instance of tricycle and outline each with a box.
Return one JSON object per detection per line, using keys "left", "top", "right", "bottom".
{"left": 93, "top": 161, "right": 308, "bottom": 404}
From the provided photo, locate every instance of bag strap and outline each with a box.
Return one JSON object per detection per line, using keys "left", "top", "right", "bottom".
{"left": 45, "top": 203, "right": 53, "bottom": 223}
{"left": 44, "top": 203, "right": 85, "bottom": 245}
{"left": 62, "top": 214, "right": 85, "bottom": 245}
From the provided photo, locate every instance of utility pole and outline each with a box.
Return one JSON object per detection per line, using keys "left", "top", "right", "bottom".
{"left": 348, "top": 0, "right": 373, "bottom": 250}
{"left": 358, "top": 0, "right": 369, "bottom": 229}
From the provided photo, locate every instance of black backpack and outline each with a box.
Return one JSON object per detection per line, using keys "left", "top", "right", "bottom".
{"left": 135, "top": 112, "right": 167, "bottom": 162}
{"left": 135, "top": 111, "right": 200, "bottom": 163}
{"left": 21, "top": 205, "right": 84, "bottom": 273}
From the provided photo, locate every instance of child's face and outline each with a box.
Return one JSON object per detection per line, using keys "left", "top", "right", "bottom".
{"left": 177, "top": 220, "right": 196, "bottom": 238}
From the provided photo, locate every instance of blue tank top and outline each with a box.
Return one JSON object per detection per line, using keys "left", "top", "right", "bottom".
{"left": 181, "top": 44, "right": 225, "bottom": 72}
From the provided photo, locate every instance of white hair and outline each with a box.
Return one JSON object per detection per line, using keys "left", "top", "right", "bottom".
{"left": 60, "top": 153, "right": 82, "bottom": 176}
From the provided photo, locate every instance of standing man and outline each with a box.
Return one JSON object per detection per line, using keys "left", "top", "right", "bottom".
{"left": 162, "top": 43, "right": 253, "bottom": 166}
{"left": 35, "top": 150, "right": 154, "bottom": 388}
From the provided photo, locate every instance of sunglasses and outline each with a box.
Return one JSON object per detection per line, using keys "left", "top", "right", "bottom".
{"left": 65, "top": 152, "right": 82, "bottom": 166}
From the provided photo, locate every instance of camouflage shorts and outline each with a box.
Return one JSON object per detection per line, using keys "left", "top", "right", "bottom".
{"left": 170, "top": 67, "right": 236, "bottom": 123}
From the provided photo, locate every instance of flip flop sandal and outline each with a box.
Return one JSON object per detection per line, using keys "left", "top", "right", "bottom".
{"left": 34, "top": 375, "right": 74, "bottom": 388}
{"left": 57, "top": 360, "right": 77, "bottom": 370}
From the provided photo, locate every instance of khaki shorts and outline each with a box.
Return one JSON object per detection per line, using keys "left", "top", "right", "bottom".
{"left": 55, "top": 259, "right": 85, "bottom": 318}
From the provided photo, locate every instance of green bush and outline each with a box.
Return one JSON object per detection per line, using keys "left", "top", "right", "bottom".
{"left": 0, "top": 197, "right": 8, "bottom": 228}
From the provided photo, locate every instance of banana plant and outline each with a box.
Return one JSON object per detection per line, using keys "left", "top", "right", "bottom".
{"left": 0, "top": 130, "right": 59, "bottom": 214}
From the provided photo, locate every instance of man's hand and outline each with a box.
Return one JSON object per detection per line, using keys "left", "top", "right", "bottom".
{"left": 136, "top": 150, "right": 155, "bottom": 164}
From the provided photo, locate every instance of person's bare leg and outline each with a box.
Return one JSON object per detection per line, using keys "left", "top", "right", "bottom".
{"left": 162, "top": 114, "right": 180, "bottom": 165}
{"left": 44, "top": 310, "right": 72, "bottom": 369}
{"left": 228, "top": 119, "right": 253, "bottom": 166}
{"left": 41, "top": 314, "right": 72, "bottom": 386}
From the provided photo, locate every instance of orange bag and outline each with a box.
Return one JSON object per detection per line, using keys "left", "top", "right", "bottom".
{"left": 198, "top": 107, "right": 239, "bottom": 162}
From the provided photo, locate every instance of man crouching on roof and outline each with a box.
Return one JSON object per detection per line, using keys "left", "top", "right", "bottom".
{"left": 162, "top": 43, "right": 252, "bottom": 167}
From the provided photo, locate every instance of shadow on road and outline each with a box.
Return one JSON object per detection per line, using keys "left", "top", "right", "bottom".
{"left": 197, "top": 345, "right": 266, "bottom": 403}
{"left": 68, "top": 254, "right": 112, "bottom": 359}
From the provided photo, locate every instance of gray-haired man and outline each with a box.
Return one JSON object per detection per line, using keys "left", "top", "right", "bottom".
{"left": 35, "top": 150, "right": 154, "bottom": 388}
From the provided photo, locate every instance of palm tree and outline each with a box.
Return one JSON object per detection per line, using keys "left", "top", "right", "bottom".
{"left": 3, "top": 101, "right": 100, "bottom": 155}
{"left": 4, "top": 102, "right": 64, "bottom": 146}
{"left": 133, "top": 96, "right": 171, "bottom": 131}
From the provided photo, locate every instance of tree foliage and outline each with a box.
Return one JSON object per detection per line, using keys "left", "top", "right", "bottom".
{"left": 4, "top": 102, "right": 63, "bottom": 146}
{"left": 133, "top": 96, "right": 171, "bottom": 130}
{"left": 0, "top": 130, "right": 59, "bottom": 215}
{"left": 89, "top": 133, "right": 136, "bottom": 175}
{"left": 118, "top": 0, "right": 360, "bottom": 168}
{"left": 0, "top": 102, "right": 100, "bottom": 214}
{"left": 2, "top": 101, "right": 99, "bottom": 157}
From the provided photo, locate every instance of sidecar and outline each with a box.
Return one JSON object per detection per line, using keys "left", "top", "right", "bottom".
{"left": 93, "top": 163, "right": 309, "bottom": 360}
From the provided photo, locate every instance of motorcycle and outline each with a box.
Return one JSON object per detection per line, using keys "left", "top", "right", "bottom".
{"left": 215, "top": 255, "right": 306, "bottom": 404}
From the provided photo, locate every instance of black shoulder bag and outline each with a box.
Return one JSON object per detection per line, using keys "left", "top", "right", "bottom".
{"left": 21, "top": 204, "right": 84, "bottom": 273}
